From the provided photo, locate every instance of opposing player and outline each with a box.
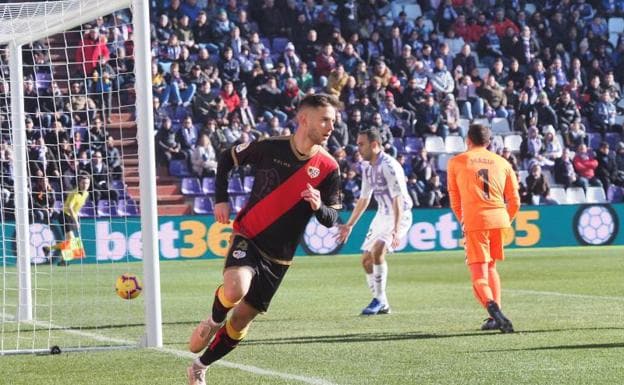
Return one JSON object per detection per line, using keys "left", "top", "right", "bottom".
{"left": 336, "top": 129, "right": 412, "bottom": 315}
{"left": 187, "top": 94, "right": 342, "bottom": 385}
{"left": 447, "top": 124, "right": 520, "bottom": 333}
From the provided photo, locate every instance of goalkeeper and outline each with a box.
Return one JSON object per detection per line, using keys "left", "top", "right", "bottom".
{"left": 45, "top": 174, "right": 91, "bottom": 265}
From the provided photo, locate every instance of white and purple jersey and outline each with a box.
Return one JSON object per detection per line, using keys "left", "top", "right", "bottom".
{"left": 361, "top": 152, "right": 413, "bottom": 216}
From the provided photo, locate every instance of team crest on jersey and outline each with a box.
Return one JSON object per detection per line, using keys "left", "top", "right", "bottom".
{"left": 235, "top": 142, "right": 250, "bottom": 153}
{"left": 307, "top": 166, "right": 320, "bottom": 178}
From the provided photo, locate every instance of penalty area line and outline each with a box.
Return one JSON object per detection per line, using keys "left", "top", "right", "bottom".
{"left": 1, "top": 312, "right": 339, "bottom": 385}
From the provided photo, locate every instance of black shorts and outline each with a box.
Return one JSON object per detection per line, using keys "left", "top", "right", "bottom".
{"left": 62, "top": 213, "right": 79, "bottom": 235}
{"left": 224, "top": 235, "right": 289, "bottom": 313}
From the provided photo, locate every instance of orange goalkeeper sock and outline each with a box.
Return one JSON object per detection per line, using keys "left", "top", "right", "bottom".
{"left": 469, "top": 263, "right": 494, "bottom": 308}
{"left": 488, "top": 261, "right": 501, "bottom": 308}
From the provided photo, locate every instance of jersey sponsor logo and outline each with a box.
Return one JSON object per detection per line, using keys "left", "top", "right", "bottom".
{"left": 232, "top": 239, "right": 248, "bottom": 259}
{"left": 235, "top": 142, "right": 250, "bottom": 153}
{"left": 307, "top": 166, "right": 320, "bottom": 179}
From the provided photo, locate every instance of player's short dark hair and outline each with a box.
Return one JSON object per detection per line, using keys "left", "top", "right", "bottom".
{"left": 298, "top": 93, "right": 342, "bottom": 111}
{"left": 467, "top": 124, "right": 491, "bottom": 146}
{"left": 358, "top": 128, "right": 382, "bottom": 144}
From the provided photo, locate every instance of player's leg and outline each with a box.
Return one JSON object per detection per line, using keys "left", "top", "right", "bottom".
{"left": 361, "top": 251, "right": 375, "bottom": 297}
{"left": 484, "top": 229, "right": 513, "bottom": 333}
{"left": 361, "top": 240, "right": 390, "bottom": 315}
{"left": 188, "top": 301, "right": 260, "bottom": 385}
{"left": 488, "top": 260, "right": 501, "bottom": 307}
{"left": 189, "top": 266, "right": 252, "bottom": 353}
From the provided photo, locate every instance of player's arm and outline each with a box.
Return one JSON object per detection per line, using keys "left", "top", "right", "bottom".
{"left": 503, "top": 165, "right": 521, "bottom": 222}
{"left": 336, "top": 168, "right": 372, "bottom": 244}
{"left": 214, "top": 141, "right": 262, "bottom": 224}
{"left": 446, "top": 159, "right": 463, "bottom": 223}
{"left": 304, "top": 169, "right": 342, "bottom": 227}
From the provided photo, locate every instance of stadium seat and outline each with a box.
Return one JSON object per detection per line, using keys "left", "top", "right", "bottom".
{"left": 458, "top": 118, "right": 470, "bottom": 135}
{"left": 588, "top": 132, "right": 602, "bottom": 150}
{"left": 169, "top": 159, "right": 191, "bottom": 177}
{"left": 424, "top": 136, "right": 445, "bottom": 153}
{"left": 193, "top": 197, "right": 214, "bottom": 215}
{"left": 472, "top": 118, "right": 490, "bottom": 128}
{"left": 53, "top": 200, "right": 64, "bottom": 214}
{"left": 243, "top": 176, "right": 254, "bottom": 193}
{"left": 524, "top": 3, "right": 536, "bottom": 14}
{"left": 202, "top": 177, "right": 216, "bottom": 195}
{"left": 605, "top": 132, "right": 621, "bottom": 150}
{"left": 260, "top": 37, "right": 271, "bottom": 51}
{"left": 118, "top": 199, "right": 140, "bottom": 216}
{"left": 437, "top": 170, "right": 447, "bottom": 185}
{"left": 227, "top": 177, "right": 245, "bottom": 194}
{"left": 607, "top": 185, "right": 624, "bottom": 202}
{"left": 272, "top": 37, "right": 289, "bottom": 54}
{"left": 549, "top": 187, "right": 567, "bottom": 204}
{"left": 393, "top": 137, "right": 405, "bottom": 154}
{"left": 490, "top": 135, "right": 504, "bottom": 151}
{"left": 402, "top": 4, "right": 422, "bottom": 19}
{"left": 477, "top": 66, "right": 489, "bottom": 79}
{"left": 491, "top": 118, "right": 511, "bottom": 135}
{"left": 230, "top": 195, "right": 248, "bottom": 212}
{"left": 615, "top": 115, "right": 624, "bottom": 126}
{"left": 79, "top": 200, "right": 96, "bottom": 217}
{"left": 71, "top": 126, "right": 88, "bottom": 139}
{"left": 586, "top": 186, "right": 607, "bottom": 203}
{"left": 566, "top": 187, "right": 586, "bottom": 204}
{"left": 518, "top": 170, "right": 529, "bottom": 185}
{"left": 97, "top": 200, "right": 119, "bottom": 217}
{"left": 609, "top": 33, "right": 619, "bottom": 49}
{"left": 445, "top": 135, "right": 466, "bottom": 153}
{"left": 437, "top": 153, "right": 452, "bottom": 171}
{"left": 542, "top": 169, "right": 555, "bottom": 186}
{"left": 181, "top": 177, "right": 202, "bottom": 195}
{"left": 404, "top": 136, "right": 423, "bottom": 153}
{"left": 503, "top": 134, "right": 523, "bottom": 153}
{"left": 608, "top": 17, "right": 624, "bottom": 34}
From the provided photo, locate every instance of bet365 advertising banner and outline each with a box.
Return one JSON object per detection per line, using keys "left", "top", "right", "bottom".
{"left": 5, "top": 203, "right": 624, "bottom": 264}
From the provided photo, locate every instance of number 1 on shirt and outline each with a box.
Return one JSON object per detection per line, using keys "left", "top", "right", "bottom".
{"left": 477, "top": 168, "right": 490, "bottom": 199}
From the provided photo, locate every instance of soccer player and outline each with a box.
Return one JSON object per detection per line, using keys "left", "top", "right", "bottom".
{"left": 187, "top": 94, "right": 342, "bottom": 385}
{"left": 336, "top": 129, "right": 413, "bottom": 315}
{"left": 447, "top": 124, "right": 521, "bottom": 333}
{"left": 45, "top": 174, "right": 90, "bottom": 265}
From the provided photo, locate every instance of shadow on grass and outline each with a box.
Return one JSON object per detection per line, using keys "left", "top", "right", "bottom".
{"left": 482, "top": 342, "right": 624, "bottom": 352}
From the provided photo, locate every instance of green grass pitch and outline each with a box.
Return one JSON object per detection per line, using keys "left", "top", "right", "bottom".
{"left": 1, "top": 246, "right": 623, "bottom": 385}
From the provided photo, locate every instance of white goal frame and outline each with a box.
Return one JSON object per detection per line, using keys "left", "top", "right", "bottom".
{"left": 0, "top": 0, "right": 162, "bottom": 351}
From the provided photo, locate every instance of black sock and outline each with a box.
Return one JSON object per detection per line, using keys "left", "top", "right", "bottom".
{"left": 199, "top": 326, "right": 242, "bottom": 366}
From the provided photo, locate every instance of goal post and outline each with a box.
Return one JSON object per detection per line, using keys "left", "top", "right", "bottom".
{"left": 0, "top": 0, "right": 161, "bottom": 354}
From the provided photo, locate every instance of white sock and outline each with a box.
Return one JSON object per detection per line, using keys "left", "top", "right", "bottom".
{"left": 366, "top": 273, "right": 375, "bottom": 296}
{"left": 194, "top": 357, "right": 208, "bottom": 369}
{"left": 373, "top": 261, "right": 388, "bottom": 305}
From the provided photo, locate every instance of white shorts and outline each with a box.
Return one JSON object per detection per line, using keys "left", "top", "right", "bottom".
{"left": 361, "top": 211, "right": 412, "bottom": 253}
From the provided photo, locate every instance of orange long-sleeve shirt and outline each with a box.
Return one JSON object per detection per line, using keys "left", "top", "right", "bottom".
{"left": 447, "top": 146, "right": 521, "bottom": 231}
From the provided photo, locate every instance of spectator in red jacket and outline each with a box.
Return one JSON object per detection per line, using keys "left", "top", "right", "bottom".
{"left": 75, "top": 29, "right": 110, "bottom": 75}
{"left": 492, "top": 8, "right": 519, "bottom": 38}
{"left": 219, "top": 81, "right": 240, "bottom": 113}
{"left": 573, "top": 143, "right": 603, "bottom": 189}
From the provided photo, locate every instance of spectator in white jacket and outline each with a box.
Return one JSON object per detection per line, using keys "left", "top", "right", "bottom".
{"left": 429, "top": 57, "right": 454, "bottom": 100}
{"left": 191, "top": 134, "right": 218, "bottom": 177}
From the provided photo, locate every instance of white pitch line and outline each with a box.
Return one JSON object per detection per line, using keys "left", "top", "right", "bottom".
{"left": 1, "top": 312, "right": 339, "bottom": 385}
{"left": 506, "top": 289, "right": 624, "bottom": 301}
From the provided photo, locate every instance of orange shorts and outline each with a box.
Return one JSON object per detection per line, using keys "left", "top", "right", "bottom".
{"left": 464, "top": 228, "right": 507, "bottom": 265}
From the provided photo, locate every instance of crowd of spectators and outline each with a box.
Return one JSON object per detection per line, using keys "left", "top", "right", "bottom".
{"left": 0, "top": 12, "right": 132, "bottom": 220}
{"left": 150, "top": 0, "right": 624, "bottom": 210}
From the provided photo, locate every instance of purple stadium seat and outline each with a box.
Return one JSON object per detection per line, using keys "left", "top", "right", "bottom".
{"left": 118, "top": 199, "right": 140, "bottom": 216}
{"left": 181, "top": 177, "right": 202, "bottom": 195}
{"left": 404, "top": 136, "right": 423, "bottom": 153}
{"left": 97, "top": 200, "right": 119, "bottom": 217}
{"left": 169, "top": 159, "right": 191, "bottom": 177}
{"left": 243, "top": 176, "right": 254, "bottom": 193}
{"left": 79, "top": 200, "right": 96, "bottom": 217}
{"left": 605, "top": 132, "right": 621, "bottom": 150}
{"left": 227, "top": 177, "right": 245, "bottom": 194}
{"left": 202, "top": 177, "right": 216, "bottom": 195}
{"left": 393, "top": 137, "right": 405, "bottom": 154}
{"left": 53, "top": 200, "right": 63, "bottom": 213}
{"left": 588, "top": 132, "right": 602, "bottom": 149}
{"left": 607, "top": 185, "right": 624, "bottom": 203}
{"left": 193, "top": 197, "right": 214, "bottom": 214}
{"left": 230, "top": 195, "right": 249, "bottom": 213}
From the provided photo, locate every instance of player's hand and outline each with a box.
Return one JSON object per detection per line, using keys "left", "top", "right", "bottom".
{"left": 214, "top": 202, "right": 231, "bottom": 224}
{"left": 390, "top": 229, "right": 400, "bottom": 249}
{"left": 335, "top": 224, "right": 352, "bottom": 244}
{"left": 301, "top": 183, "right": 322, "bottom": 211}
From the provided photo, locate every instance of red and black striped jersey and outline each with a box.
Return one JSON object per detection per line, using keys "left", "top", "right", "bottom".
{"left": 220, "top": 136, "right": 341, "bottom": 262}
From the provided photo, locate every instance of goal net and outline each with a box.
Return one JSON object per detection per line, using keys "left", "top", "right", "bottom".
{"left": 0, "top": 0, "right": 161, "bottom": 355}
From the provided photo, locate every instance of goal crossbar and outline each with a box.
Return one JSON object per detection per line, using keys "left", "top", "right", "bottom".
{"left": 0, "top": 0, "right": 132, "bottom": 45}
